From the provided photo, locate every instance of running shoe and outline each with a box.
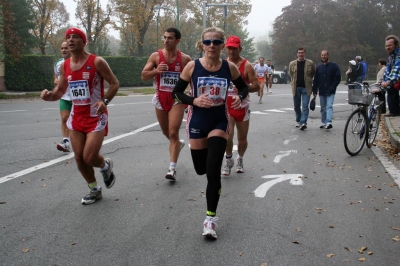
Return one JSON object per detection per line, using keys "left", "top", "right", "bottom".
{"left": 324, "top": 124, "right": 333, "bottom": 129}
{"left": 101, "top": 158, "right": 116, "bottom": 189}
{"left": 81, "top": 187, "right": 102, "bottom": 205}
{"left": 179, "top": 139, "right": 185, "bottom": 151}
{"left": 165, "top": 168, "right": 176, "bottom": 181}
{"left": 236, "top": 158, "right": 244, "bottom": 173}
{"left": 202, "top": 216, "right": 218, "bottom": 239}
{"left": 259, "top": 99, "right": 262, "bottom": 104}
{"left": 222, "top": 158, "right": 234, "bottom": 176}
{"left": 300, "top": 124, "right": 307, "bottom": 130}
{"left": 319, "top": 124, "right": 326, "bottom": 129}
{"left": 268, "top": 89, "right": 272, "bottom": 93}
{"left": 295, "top": 123, "right": 301, "bottom": 128}
{"left": 57, "top": 140, "right": 70, "bottom": 152}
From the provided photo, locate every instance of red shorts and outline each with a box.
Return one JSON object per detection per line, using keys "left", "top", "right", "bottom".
{"left": 67, "top": 113, "right": 108, "bottom": 136}
{"left": 228, "top": 106, "right": 250, "bottom": 122}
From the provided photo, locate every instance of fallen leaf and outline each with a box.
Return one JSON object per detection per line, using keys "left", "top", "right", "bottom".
{"left": 292, "top": 240, "right": 300, "bottom": 244}
{"left": 327, "top": 254, "right": 335, "bottom": 258}
{"left": 358, "top": 258, "right": 366, "bottom": 262}
{"left": 392, "top": 236, "right": 400, "bottom": 242}
{"left": 42, "top": 184, "right": 47, "bottom": 188}
{"left": 367, "top": 251, "right": 373, "bottom": 255}
{"left": 295, "top": 227, "right": 301, "bottom": 232}
{"left": 358, "top": 246, "right": 367, "bottom": 254}
{"left": 22, "top": 248, "right": 29, "bottom": 253}
{"left": 344, "top": 247, "right": 352, "bottom": 252}
{"left": 0, "top": 202, "right": 6, "bottom": 204}
{"left": 261, "top": 263, "right": 268, "bottom": 266}
{"left": 239, "top": 252, "right": 243, "bottom": 256}
{"left": 70, "top": 242, "right": 77, "bottom": 246}
{"left": 391, "top": 227, "right": 400, "bottom": 231}
{"left": 187, "top": 198, "right": 197, "bottom": 201}
{"left": 114, "top": 199, "right": 119, "bottom": 201}
{"left": 329, "top": 225, "right": 335, "bottom": 228}
{"left": 263, "top": 155, "right": 267, "bottom": 158}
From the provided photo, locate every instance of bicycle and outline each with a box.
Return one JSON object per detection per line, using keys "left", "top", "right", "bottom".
{"left": 343, "top": 82, "right": 383, "bottom": 156}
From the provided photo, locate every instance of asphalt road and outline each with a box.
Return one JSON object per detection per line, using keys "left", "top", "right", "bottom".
{"left": 1, "top": 84, "right": 399, "bottom": 266}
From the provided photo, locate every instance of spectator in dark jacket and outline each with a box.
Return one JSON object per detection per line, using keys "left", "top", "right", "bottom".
{"left": 312, "top": 50, "right": 341, "bottom": 129}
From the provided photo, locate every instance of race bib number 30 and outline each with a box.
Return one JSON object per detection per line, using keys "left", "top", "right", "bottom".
{"left": 197, "top": 77, "right": 228, "bottom": 106}
{"left": 69, "top": 80, "right": 90, "bottom": 105}
{"left": 159, "top": 71, "right": 179, "bottom": 92}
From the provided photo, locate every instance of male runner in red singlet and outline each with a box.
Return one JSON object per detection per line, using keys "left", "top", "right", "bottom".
{"left": 141, "top": 27, "right": 192, "bottom": 181}
{"left": 41, "top": 28, "right": 120, "bottom": 205}
{"left": 223, "top": 36, "right": 260, "bottom": 175}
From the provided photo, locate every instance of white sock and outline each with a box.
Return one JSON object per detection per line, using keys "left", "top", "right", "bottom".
{"left": 169, "top": 162, "right": 177, "bottom": 170}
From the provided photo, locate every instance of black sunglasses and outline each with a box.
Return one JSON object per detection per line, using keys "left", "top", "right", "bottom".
{"left": 202, "top": 39, "right": 224, "bottom": 46}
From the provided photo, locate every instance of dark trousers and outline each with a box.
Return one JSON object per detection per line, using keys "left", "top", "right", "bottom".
{"left": 375, "top": 91, "right": 386, "bottom": 113}
{"left": 387, "top": 88, "right": 399, "bottom": 115}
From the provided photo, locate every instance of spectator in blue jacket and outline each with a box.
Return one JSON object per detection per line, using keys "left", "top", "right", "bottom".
{"left": 355, "top": 56, "right": 367, "bottom": 82}
{"left": 312, "top": 50, "right": 341, "bottom": 129}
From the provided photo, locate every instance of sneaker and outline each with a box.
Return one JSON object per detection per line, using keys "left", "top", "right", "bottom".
{"left": 300, "top": 124, "right": 307, "bottom": 130}
{"left": 81, "top": 187, "right": 102, "bottom": 205}
{"left": 222, "top": 158, "right": 234, "bottom": 176}
{"left": 101, "top": 158, "right": 116, "bottom": 189}
{"left": 324, "top": 124, "right": 333, "bottom": 129}
{"left": 236, "top": 158, "right": 244, "bottom": 173}
{"left": 268, "top": 89, "right": 272, "bottom": 93}
{"left": 165, "top": 168, "right": 177, "bottom": 181}
{"left": 259, "top": 99, "right": 262, "bottom": 104}
{"left": 319, "top": 124, "right": 325, "bottom": 129}
{"left": 179, "top": 139, "right": 185, "bottom": 151}
{"left": 57, "top": 140, "right": 70, "bottom": 152}
{"left": 295, "top": 123, "right": 301, "bottom": 128}
{"left": 202, "top": 216, "right": 218, "bottom": 239}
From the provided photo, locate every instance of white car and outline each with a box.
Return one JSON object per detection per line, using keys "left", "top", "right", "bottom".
{"left": 272, "top": 71, "right": 289, "bottom": 84}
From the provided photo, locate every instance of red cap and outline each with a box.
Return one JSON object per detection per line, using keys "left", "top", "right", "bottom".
{"left": 65, "top": 28, "right": 87, "bottom": 44}
{"left": 226, "top": 36, "right": 241, "bottom": 48}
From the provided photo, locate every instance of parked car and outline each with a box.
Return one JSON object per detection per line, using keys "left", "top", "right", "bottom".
{"left": 272, "top": 71, "right": 288, "bottom": 84}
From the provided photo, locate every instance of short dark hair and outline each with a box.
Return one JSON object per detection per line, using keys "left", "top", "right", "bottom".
{"left": 165, "top": 27, "right": 181, "bottom": 40}
{"left": 259, "top": 57, "right": 264, "bottom": 60}
{"left": 386, "top": 35, "right": 400, "bottom": 48}
{"left": 297, "top": 47, "right": 306, "bottom": 53}
{"left": 378, "top": 59, "right": 387, "bottom": 65}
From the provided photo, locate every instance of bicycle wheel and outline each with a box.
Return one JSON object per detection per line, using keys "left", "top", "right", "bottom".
{"left": 344, "top": 108, "right": 368, "bottom": 156}
{"left": 367, "top": 104, "right": 381, "bottom": 147}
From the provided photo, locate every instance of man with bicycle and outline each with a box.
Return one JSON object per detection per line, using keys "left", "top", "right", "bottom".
{"left": 381, "top": 35, "right": 400, "bottom": 117}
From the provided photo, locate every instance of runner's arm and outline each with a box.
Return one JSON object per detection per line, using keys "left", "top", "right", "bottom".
{"left": 95, "top": 57, "right": 119, "bottom": 102}
{"left": 41, "top": 61, "right": 68, "bottom": 101}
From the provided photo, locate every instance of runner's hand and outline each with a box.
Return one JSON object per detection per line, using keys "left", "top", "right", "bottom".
{"left": 157, "top": 62, "right": 168, "bottom": 73}
{"left": 231, "top": 95, "right": 241, "bottom": 110}
{"left": 93, "top": 101, "right": 107, "bottom": 115}
{"left": 40, "top": 89, "right": 53, "bottom": 101}
{"left": 194, "top": 94, "right": 213, "bottom": 108}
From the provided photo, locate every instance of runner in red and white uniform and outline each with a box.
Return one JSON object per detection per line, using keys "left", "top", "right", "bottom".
{"left": 141, "top": 28, "right": 192, "bottom": 181}
{"left": 41, "top": 27, "right": 120, "bottom": 205}
{"left": 266, "top": 60, "right": 274, "bottom": 93}
{"left": 254, "top": 57, "right": 269, "bottom": 103}
{"left": 223, "top": 36, "right": 260, "bottom": 175}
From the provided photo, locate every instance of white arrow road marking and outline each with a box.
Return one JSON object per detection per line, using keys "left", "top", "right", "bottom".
{"left": 254, "top": 174, "right": 304, "bottom": 198}
{"left": 273, "top": 150, "right": 297, "bottom": 163}
{"left": 264, "top": 109, "right": 286, "bottom": 113}
{"left": 283, "top": 135, "right": 298, "bottom": 145}
{"left": 251, "top": 111, "right": 269, "bottom": 115}
{"left": 0, "top": 110, "right": 27, "bottom": 113}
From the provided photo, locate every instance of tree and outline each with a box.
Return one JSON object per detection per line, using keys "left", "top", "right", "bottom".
{"left": 30, "top": 0, "right": 69, "bottom": 55}
{"left": 4, "top": 0, "right": 37, "bottom": 55}
{"left": 74, "top": 0, "right": 112, "bottom": 54}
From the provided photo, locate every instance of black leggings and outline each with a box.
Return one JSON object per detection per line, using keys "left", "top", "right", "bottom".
{"left": 190, "top": 136, "right": 227, "bottom": 216}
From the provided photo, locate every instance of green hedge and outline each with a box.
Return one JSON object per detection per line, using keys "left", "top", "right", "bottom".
{"left": 5, "top": 55, "right": 153, "bottom": 91}
{"left": 5, "top": 55, "right": 55, "bottom": 91}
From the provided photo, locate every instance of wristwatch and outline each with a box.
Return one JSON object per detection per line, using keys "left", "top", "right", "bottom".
{"left": 103, "top": 98, "right": 110, "bottom": 106}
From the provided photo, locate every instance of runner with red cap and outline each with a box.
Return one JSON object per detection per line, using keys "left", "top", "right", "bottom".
{"left": 141, "top": 27, "right": 192, "bottom": 181}
{"left": 40, "top": 27, "right": 120, "bottom": 205}
{"left": 222, "top": 35, "right": 260, "bottom": 175}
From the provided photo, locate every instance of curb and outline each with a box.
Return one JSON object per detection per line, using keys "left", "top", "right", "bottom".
{"left": 385, "top": 117, "right": 400, "bottom": 151}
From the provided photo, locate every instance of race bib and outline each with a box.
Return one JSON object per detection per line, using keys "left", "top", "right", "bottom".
{"left": 197, "top": 77, "right": 228, "bottom": 106}
{"left": 69, "top": 80, "right": 90, "bottom": 105}
{"left": 159, "top": 71, "right": 179, "bottom": 92}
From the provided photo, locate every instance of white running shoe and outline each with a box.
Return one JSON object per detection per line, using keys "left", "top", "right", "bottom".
{"left": 222, "top": 158, "right": 234, "bottom": 176}
{"left": 81, "top": 187, "right": 102, "bottom": 205}
{"left": 236, "top": 158, "right": 244, "bottom": 173}
{"left": 57, "top": 140, "right": 70, "bottom": 152}
{"left": 165, "top": 168, "right": 176, "bottom": 181}
{"left": 179, "top": 139, "right": 185, "bottom": 151}
{"left": 295, "top": 123, "right": 301, "bottom": 128}
{"left": 202, "top": 216, "right": 218, "bottom": 239}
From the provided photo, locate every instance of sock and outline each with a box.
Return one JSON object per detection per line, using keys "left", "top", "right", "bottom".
{"left": 225, "top": 154, "right": 232, "bottom": 159}
{"left": 237, "top": 155, "right": 243, "bottom": 160}
{"left": 169, "top": 162, "right": 177, "bottom": 170}
{"left": 100, "top": 161, "right": 109, "bottom": 171}
{"left": 88, "top": 181, "right": 98, "bottom": 189}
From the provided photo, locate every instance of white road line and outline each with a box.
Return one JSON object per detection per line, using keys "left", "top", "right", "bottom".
{"left": 0, "top": 122, "right": 160, "bottom": 184}
{"left": 283, "top": 135, "right": 298, "bottom": 145}
{"left": 0, "top": 110, "right": 27, "bottom": 113}
{"left": 43, "top": 108, "right": 58, "bottom": 110}
{"left": 251, "top": 111, "right": 269, "bottom": 115}
{"left": 264, "top": 109, "right": 286, "bottom": 113}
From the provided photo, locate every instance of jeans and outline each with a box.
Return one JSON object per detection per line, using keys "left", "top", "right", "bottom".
{"left": 293, "top": 87, "right": 310, "bottom": 125}
{"left": 356, "top": 76, "right": 363, "bottom": 90}
{"left": 319, "top": 94, "right": 335, "bottom": 125}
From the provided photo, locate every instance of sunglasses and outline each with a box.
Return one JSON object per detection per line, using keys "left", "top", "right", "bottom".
{"left": 202, "top": 39, "right": 224, "bottom": 46}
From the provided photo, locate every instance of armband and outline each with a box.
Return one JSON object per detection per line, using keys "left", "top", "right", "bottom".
{"left": 172, "top": 78, "right": 194, "bottom": 105}
{"left": 232, "top": 76, "right": 249, "bottom": 100}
